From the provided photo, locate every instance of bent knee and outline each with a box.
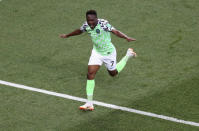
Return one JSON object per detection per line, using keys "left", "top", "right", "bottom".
{"left": 87, "top": 72, "right": 96, "bottom": 80}
{"left": 109, "top": 73, "right": 117, "bottom": 77}
{"left": 108, "top": 70, "right": 118, "bottom": 77}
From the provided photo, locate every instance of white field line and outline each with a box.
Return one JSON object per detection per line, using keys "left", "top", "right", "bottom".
{"left": 0, "top": 79, "right": 199, "bottom": 127}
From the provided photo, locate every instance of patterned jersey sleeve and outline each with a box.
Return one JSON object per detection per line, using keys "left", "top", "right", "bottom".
{"left": 99, "top": 19, "right": 115, "bottom": 32}
{"left": 80, "top": 21, "right": 88, "bottom": 32}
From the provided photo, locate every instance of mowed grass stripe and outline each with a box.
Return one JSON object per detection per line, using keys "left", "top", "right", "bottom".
{"left": 0, "top": 79, "right": 199, "bottom": 127}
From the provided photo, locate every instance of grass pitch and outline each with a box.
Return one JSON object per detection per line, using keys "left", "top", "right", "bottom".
{"left": 0, "top": 0, "right": 199, "bottom": 130}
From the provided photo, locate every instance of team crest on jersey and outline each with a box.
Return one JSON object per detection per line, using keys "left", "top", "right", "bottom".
{"left": 96, "top": 29, "right": 100, "bottom": 34}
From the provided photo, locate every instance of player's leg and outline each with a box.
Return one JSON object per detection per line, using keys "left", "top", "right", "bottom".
{"left": 80, "top": 65, "right": 100, "bottom": 111}
{"left": 104, "top": 49, "right": 118, "bottom": 77}
{"left": 106, "top": 48, "right": 136, "bottom": 76}
{"left": 86, "top": 65, "right": 100, "bottom": 104}
{"left": 80, "top": 49, "right": 102, "bottom": 111}
{"left": 87, "top": 65, "right": 100, "bottom": 80}
{"left": 116, "top": 48, "right": 136, "bottom": 73}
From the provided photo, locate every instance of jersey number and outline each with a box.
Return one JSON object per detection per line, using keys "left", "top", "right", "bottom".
{"left": 111, "top": 61, "right": 114, "bottom": 66}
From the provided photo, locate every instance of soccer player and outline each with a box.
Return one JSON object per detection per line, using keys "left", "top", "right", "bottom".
{"left": 60, "top": 10, "right": 137, "bottom": 111}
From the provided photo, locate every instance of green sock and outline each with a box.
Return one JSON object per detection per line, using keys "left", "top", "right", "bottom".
{"left": 86, "top": 80, "right": 95, "bottom": 101}
{"left": 116, "top": 56, "right": 129, "bottom": 73}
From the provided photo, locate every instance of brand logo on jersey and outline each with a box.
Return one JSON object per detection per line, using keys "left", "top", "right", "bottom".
{"left": 96, "top": 29, "right": 100, "bottom": 34}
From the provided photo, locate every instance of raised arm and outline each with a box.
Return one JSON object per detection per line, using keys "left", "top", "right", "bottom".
{"left": 60, "top": 29, "right": 83, "bottom": 38}
{"left": 111, "top": 29, "right": 136, "bottom": 42}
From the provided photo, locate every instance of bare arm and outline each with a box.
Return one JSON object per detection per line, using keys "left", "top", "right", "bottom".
{"left": 60, "top": 29, "right": 83, "bottom": 38}
{"left": 111, "top": 29, "right": 136, "bottom": 42}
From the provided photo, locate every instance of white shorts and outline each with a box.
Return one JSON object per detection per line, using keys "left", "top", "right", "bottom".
{"left": 88, "top": 49, "right": 117, "bottom": 71}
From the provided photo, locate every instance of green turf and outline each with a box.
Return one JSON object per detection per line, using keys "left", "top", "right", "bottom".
{"left": 1, "top": 86, "right": 198, "bottom": 131}
{"left": 0, "top": 0, "right": 199, "bottom": 130}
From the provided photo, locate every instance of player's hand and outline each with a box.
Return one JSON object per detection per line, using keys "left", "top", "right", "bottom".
{"left": 126, "top": 37, "right": 136, "bottom": 42}
{"left": 60, "top": 34, "right": 68, "bottom": 38}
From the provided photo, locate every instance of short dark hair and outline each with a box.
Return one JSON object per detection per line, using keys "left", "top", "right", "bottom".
{"left": 86, "top": 10, "right": 97, "bottom": 17}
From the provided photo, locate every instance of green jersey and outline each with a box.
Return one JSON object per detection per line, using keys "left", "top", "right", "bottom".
{"left": 80, "top": 19, "right": 115, "bottom": 56}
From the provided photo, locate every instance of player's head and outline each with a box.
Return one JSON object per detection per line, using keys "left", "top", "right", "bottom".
{"left": 86, "top": 10, "right": 98, "bottom": 29}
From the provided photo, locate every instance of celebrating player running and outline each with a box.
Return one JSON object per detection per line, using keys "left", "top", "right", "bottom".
{"left": 60, "top": 10, "right": 137, "bottom": 111}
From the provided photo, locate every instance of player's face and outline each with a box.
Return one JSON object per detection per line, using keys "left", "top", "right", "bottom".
{"left": 86, "top": 15, "right": 98, "bottom": 29}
